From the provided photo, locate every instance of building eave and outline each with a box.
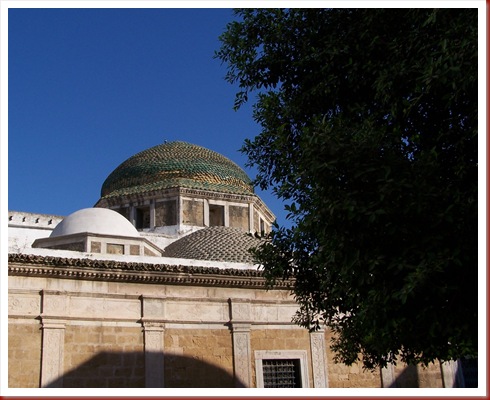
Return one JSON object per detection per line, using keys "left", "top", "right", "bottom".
{"left": 8, "top": 253, "right": 293, "bottom": 290}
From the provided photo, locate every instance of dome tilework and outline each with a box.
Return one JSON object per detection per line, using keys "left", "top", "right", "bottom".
{"left": 163, "top": 226, "right": 262, "bottom": 264}
{"left": 100, "top": 141, "right": 254, "bottom": 199}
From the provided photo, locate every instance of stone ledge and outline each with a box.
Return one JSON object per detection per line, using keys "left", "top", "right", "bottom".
{"left": 8, "top": 253, "right": 293, "bottom": 290}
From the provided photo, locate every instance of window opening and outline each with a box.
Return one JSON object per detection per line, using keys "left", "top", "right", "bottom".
{"left": 209, "top": 204, "right": 225, "bottom": 227}
{"left": 262, "top": 359, "right": 302, "bottom": 388}
{"left": 135, "top": 207, "right": 150, "bottom": 229}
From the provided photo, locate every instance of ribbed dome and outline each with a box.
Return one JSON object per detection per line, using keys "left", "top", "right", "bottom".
{"left": 100, "top": 141, "right": 254, "bottom": 199}
{"left": 164, "top": 226, "right": 261, "bottom": 264}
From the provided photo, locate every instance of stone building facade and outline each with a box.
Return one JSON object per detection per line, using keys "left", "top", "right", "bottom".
{"left": 7, "top": 141, "right": 472, "bottom": 389}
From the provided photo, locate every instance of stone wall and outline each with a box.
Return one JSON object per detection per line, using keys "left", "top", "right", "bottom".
{"left": 324, "top": 330, "right": 381, "bottom": 388}
{"left": 325, "top": 329, "right": 445, "bottom": 388}
{"left": 229, "top": 205, "right": 249, "bottom": 231}
{"left": 62, "top": 325, "right": 144, "bottom": 388}
{"left": 8, "top": 318, "right": 236, "bottom": 388}
{"left": 182, "top": 199, "right": 204, "bottom": 226}
{"left": 10, "top": 316, "right": 443, "bottom": 389}
{"left": 164, "top": 328, "right": 234, "bottom": 387}
{"left": 250, "top": 329, "right": 313, "bottom": 387}
{"left": 253, "top": 210, "right": 260, "bottom": 233}
{"left": 9, "top": 270, "right": 304, "bottom": 388}
{"left": 155, "top": 200, "right": 177, "bottom": 226}
{"left": 8, "top": 321, "right": 42, "bottom": 388}
{"left": 417, "top": 363, "right": 444, "bottom": 387}
{"left": 8, "top": 257, "right": 451, "bottom": 389}
{"left": 383, "top": 360, "right": 444, "bottom": 388}
{"left": 48, "top": 242, "right": 85, "bottom": 252}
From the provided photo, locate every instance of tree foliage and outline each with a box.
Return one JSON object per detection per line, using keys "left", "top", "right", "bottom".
{"left": 216, "top": 8, "right": 478, "bottom": 369}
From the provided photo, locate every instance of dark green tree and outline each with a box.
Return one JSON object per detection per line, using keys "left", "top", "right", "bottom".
{"left": 216, "top": 8, "right": 478, "bottom": 369}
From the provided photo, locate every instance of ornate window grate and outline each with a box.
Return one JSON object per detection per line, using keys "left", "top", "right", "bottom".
{"left": 262, "top": 359, "right": 302, "bottom": 388}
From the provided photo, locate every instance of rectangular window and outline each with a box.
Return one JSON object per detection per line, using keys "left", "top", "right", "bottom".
{"left": 255, "top": 350, "right": 308, "bottom": 388}
{"left": 209, "top": 204, "right": 225, "bottom": 227}
{"left": 136, "top": 206, "right": 150, "bottom": 229}
{"left": 262, "top": 359, "right": 302, "bottom": 388}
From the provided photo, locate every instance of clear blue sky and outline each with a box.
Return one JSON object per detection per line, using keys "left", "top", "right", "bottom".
{"left": 8, "top": 8, "right": 289, "bottom": 226}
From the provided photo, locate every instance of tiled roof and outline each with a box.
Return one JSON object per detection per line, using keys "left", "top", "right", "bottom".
{"left": 100, "top": 141, "right": 254, "bottom": 199}
{"left": 8, "top": 253, "right": 293, "bottom": 289}
{"left": 164, "top": 226, "right": 262, "bottom": 264}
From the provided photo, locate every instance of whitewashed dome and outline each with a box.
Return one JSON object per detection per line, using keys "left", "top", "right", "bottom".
{"left": 50, "top": 208, "right": 139, "bottom": 238}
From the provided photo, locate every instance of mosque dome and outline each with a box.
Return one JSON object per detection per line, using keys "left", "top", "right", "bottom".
{"left": 50, "top": 208, "right": 139, "bottom": 238}
{"left": 100, "top": 141, "right": 254, "bottom": 199}
{"left": 164, "top": 226, "right": 261, "bottom": 264}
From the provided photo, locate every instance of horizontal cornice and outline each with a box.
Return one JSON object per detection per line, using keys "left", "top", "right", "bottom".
{"left": 8, "top": 253, "right": 291, "bottom": 290}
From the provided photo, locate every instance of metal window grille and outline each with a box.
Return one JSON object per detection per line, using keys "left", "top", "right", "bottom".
{"left": 262, "top": 359, "right": 302, "bottom": 388}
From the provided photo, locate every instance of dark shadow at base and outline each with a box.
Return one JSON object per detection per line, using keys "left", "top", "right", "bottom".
{"left": 45, "top": 350, "right": 244, "bottom": 388}
{"left": 389, "top": 364, "right": 419, "bottom": 388}
{"left": 457, "top": 358, "right": 478, "bottom": 388}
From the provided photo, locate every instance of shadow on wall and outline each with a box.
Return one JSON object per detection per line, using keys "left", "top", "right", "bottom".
{"left": 387, "top": 360, "right": 479, "bottom": 388}
{"left": 389, "top": 365, "right": 419, "bottom": 388}
{"left": 45, "top": 351, "right": 244, "bottom": 388}
{"left": 457, "top": 358, "right": 478, "bottom": 388}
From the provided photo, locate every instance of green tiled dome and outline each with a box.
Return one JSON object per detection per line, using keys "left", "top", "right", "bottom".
{"left": 100, "top": 141, "right": 254, "bottom": 199}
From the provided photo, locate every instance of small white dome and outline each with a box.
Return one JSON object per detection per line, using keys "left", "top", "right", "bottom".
{"left": 50, "top": 208, "right": 139, "bottom": 238}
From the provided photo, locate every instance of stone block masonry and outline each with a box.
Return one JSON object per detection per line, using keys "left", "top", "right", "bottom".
{"left": 164, "top": 328, "right": 235, "bottom": 387}
{"left": 62, "top": 325, "right": 145, "bottom": 388}
{"left": 8, "top": 258, "right": 451, "bottom": 388}
{"left": 8, "top": 322, "right": 42, "bottom": 388}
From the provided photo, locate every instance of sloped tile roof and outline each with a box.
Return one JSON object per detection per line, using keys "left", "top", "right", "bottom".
{"left": 164, "top": 226, "right": 262, "bottom": 264}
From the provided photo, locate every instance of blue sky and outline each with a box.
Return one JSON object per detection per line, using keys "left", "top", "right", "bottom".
{"left": 7, "top": 7, "right": 289, "bottom": 226}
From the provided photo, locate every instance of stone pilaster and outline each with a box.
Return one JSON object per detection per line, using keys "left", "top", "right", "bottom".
{"left": 40, "top": 290, "right": 68, "bottom": 388}
{"left": 231, "top": 323, "right": 252, "bottom": 388}
{"left": 142, "top": 322, "right": 165, "bottom": 388}
{"left": 310, "top": 329, "right": 328, "bottom": 387}
{"left": 203, "top": 199, "right": 210, "bottom": 226}
{"left": 248, "top": 203, "right": 254, "bottom": 232}
{"left": 40, "top": 319, "right": 66, "bottom": 388}
{"left": 229, "top": 300, "right": 252, "bottom": 387}
{"left": 224, "top": 204, "right": 230, "bottom": 227}
{"left": 149, "top": 200, "right": 155, "bottom": 229}
{"left": 177, "top": 197, "right": 183, "bottom": 227}
{"left": 141, "top": 296, "right": 166, "bottom": 388}
{"left": 381, "top": 363, "right": 396, "bottom": 387}
{"left": 440, "top": 360, "right": 464, "bottom": 388}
